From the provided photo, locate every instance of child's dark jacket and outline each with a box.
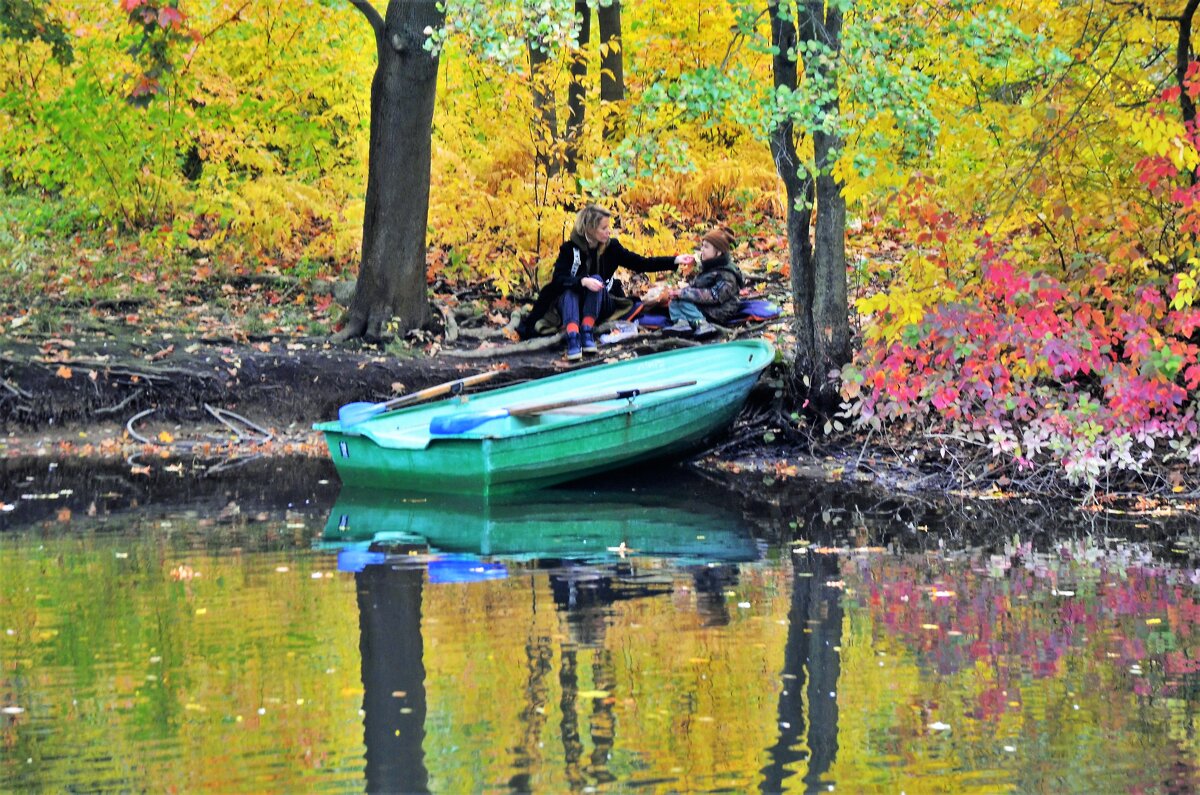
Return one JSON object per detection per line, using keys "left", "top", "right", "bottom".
{"left": 676, "top": 253, "right": 744, "bottom": 323}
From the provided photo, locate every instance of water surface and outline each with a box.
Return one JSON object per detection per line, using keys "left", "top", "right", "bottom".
{"left": 2, "top": 458, "right": 1199, "bottom": 792}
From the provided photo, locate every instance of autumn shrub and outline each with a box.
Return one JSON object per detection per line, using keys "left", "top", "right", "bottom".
{"left": 841, "top": 237, "right": 1200, "bottom": 488}
{"left": 0, "top": 2, "right": 370, "bottom": 282}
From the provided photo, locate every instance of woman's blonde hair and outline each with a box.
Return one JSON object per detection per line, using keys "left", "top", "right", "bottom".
{"left": 572, "top": 204, "right": 612, "bottom": 242}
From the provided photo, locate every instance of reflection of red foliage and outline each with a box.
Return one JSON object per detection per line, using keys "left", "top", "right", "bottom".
{"left": 853, "top": 546, "right": 1200, "bottom": 718}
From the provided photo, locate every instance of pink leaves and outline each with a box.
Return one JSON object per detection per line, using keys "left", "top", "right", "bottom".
{"left": 844, "top": 239, "right": 1200, "bottom": 486}
{"left": 158, "top": 6, "right": 186, "bottom": 30}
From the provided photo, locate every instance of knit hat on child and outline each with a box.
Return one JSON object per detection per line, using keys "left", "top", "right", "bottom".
{"left": 702, "top": 227, "right": 735, "bottom": 256}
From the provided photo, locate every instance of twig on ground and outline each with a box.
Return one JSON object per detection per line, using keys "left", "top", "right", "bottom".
{"left": 2, "top": 379, "right": 32, "bottom": 398}
{"left": 95, "top": 390, "right": 144, "bottom": 416}
{"left": 443, "top": 333, "right": 564, "bottom": 358}
{"left": 204, "top": 404, "right": 273, "bottom": 443}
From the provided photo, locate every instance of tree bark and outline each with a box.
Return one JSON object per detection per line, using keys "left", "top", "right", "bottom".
{"left": 768, "top": 0, "right": 850, "bottom": 412}
{"left": 768, "top": 2, "right": 815, "bottom": 387}
{"left": 336, "top": 0, "right": 444, "bottom": 343}
{"left": 597, "top": 1, "right": 625, "bottom": 141}
{"left": 1176, "top": 0, "right": 1200, "bottom": 186}
{"left": 565, "top": 1, "right": 590, "bottom": 175}
{"left": 805, "top": 1, "right": 850, "bottom": 408}
{"left": 528, "top": 41, "right": 561, "bottom": 177}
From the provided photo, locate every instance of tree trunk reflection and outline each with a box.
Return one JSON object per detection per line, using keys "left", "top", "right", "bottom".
{"left": 356, "top": 562, "right": 429, "bottom": 794}
{"left": 761, "top": 550, "right": 843, "bottom": 793}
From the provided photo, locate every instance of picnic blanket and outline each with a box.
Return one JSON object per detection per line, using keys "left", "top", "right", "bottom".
{"left": 624, "top": 298, "right": 782, "bottom": 329}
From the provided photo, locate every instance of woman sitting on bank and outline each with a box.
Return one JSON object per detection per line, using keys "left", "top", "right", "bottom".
{"left": 516, "top": 205, "right": 693, "bottom": 361}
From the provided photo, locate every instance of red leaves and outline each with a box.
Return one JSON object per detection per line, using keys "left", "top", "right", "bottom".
{"left": 122, "top": 2, "right": 192, "bottom": 104}
{"left": 157, "top": 6, "right": 185, "bottom": 30}
{"left": 844, "top": 239, "right": 1200, "bottom": 485}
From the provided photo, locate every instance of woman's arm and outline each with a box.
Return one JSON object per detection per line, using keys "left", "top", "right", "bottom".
{"left": 604, "top": 239, "right": 679, "bottom": 276}
{"left": 548, "top": 243, "right": 584, "bottom": 288}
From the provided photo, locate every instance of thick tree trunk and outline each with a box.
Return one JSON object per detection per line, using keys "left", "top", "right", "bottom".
{"left": 768, "top": 2, "right": 816, "bottom": 393}
{"left": 336, "top": 0, "right": 443, "bottom": 343}
{"left": 565, "top": 1, "right": 590, "bottom": 175}
{"left": 806, "top": 1, "right": 849, "bottom": 408}
{"left": 810, "top": 127, "right": 850, "bottom": 407}
{"left": 769, "top": 0, "right": 850, "bottom": 412}
{"left": 597, "top": 1, "right": 625, "bottom": 141}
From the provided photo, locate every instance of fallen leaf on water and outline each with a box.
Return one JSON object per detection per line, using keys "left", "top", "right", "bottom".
{"left": 56, "top": 365, "right": 73, "bottom": 379}
{"left": 577, "top": 690, "right": 610, "bottom": 699}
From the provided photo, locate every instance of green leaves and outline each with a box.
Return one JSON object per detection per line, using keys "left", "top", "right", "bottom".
{"left": 0, "top": 0, "right": 73, "bottom": 65}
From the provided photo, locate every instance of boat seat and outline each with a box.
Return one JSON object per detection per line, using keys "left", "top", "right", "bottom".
{"left": 534, "top": 404, "right": 617, "bottom": 416}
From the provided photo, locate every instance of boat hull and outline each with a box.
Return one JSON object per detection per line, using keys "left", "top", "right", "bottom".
{"left": 316, "top": 340, "right": 774, "bottom": 495}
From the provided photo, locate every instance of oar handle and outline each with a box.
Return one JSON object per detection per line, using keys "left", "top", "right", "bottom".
{"left": 339, "top": 370, "right": 500, "bottom": 427}
{"left": 380, "top": 370, "right": 499, "bottom": 412}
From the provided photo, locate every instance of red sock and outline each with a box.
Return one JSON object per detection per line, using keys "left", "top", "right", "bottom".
{"left": 582, "top": 317, "right": 595, "bottom": 329}
{"left": 566, "top": 322, "right": 580, "bottom": 333}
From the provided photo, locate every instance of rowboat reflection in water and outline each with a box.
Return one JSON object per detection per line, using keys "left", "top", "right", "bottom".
{"left": 318, "top": 482, "right": 761, "bottom": 791}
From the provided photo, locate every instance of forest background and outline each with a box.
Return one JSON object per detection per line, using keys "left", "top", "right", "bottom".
{"left": 1, "top": 0, "right": 1199, "bottom": 503}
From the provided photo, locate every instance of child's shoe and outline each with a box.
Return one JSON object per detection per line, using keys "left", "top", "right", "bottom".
{"left": 581, "top": 327, "right": 598, "bottom": 354}
{"left": 691, "top": 320, "right": 719, "bottom": 339}
{"left": 565, "top": 331, "right": 582, "bottom": 361}
{"left": 661, "top": 319, "right": 692, "bottom": 335}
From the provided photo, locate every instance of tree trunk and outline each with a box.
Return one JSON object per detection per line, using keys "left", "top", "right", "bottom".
{"left": 769, "top": 0, "right": 850, "bottom": 412}
{"left": 768, "top": 2, "right": 815, "bottom": 392}
{"left": 528, "top": 41, "right": 561, "bottom": 178}
{"left": 806, "top": 1, "right": 849, "bottom": 408}
{"left": 336, "top": 0, "right": 444, "bottom": 343}
{"left": 1176, "top": 0, "right": 1200, "bottom": 186}
{"left": 597, "top": 1, "right": 625, "bottom": 141}
{"left": 565, "top": 1, "right": 590, "bottom": 175}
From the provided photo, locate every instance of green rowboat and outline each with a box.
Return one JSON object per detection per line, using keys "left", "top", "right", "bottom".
{"left": 314, "top": 339, "right": 775, "bottom": 495}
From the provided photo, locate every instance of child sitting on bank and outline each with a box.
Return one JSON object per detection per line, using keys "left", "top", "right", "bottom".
{"left": 661, "top": 227, "right": 744, "bottom": 338}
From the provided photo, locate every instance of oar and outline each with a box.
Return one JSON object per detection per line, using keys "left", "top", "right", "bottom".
{"left": 338, "top": 370, "right": 500, "bottom": 427}
{"left": 429, "top": 380, "right": 697, "bottom": 435}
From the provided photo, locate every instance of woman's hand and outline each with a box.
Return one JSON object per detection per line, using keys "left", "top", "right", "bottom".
{"left": 674, "top": 254, "right": 696, "bottom": 265}
{"left": 580, "top": 276, "right": 604, "bottom": 292}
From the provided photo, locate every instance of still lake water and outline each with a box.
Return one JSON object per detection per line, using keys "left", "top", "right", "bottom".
{"left": 2, "top": 457, "right": 1200, "bottom": 793}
